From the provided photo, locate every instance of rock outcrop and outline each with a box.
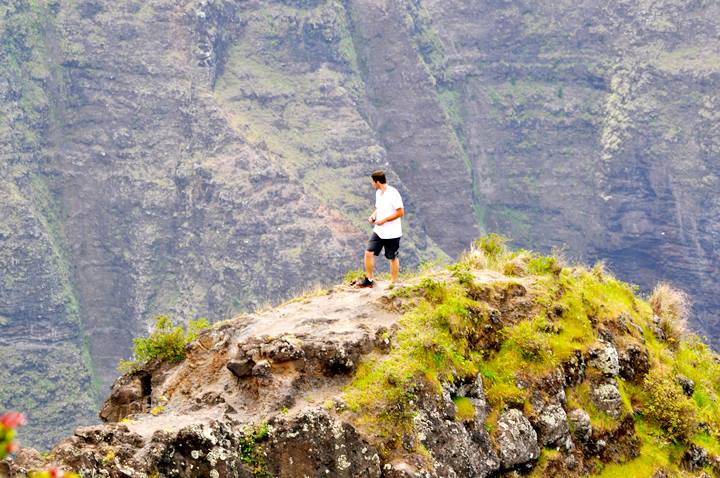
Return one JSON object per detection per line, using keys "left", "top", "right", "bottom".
{"left": 495, "top": 409, "right": 540, "bottom": 470}
{"left": 6, "top": 252, "right": 718, "bottom": 477}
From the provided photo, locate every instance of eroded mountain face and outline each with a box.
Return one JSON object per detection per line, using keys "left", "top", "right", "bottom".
{"left": 1, "top": 0, "right": 719, "bottom": 448}
{"left": 421, "top": 0, "right": 720, "bottom": 342}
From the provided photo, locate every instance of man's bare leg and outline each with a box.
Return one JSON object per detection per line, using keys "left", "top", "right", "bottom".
{"left": 390, "top": 257, "right": 400, "bottom": 283}
{"left": 365, "top": 251, "right": 375, "bottom": 280}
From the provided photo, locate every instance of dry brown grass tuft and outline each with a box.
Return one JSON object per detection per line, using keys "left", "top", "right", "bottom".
{"left": 503, "top": 252, "right": 530, "bottom": 277}
{"left": 459, "top": 242, "right": 489, "bottom": 270}
{"left": 591, "top": 260, "right": 607, "bottom": 279}
{"left": 650, "top": 282, "right": 690, "bottom": 343}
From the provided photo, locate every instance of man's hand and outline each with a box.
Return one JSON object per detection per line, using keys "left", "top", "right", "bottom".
{"left": 368, "top": 214, "right": 376, "bottom": 224}
{"left": 375, "top": 218, "right": 386, "bottom": 226}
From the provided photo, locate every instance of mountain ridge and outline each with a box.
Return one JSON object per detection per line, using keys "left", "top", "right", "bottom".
{"left": 5, "top": 240, "right": 720, "bottom": 477}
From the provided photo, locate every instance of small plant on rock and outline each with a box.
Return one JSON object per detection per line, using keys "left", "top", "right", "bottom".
{"left": 118, "top": 315, "right": 210, "bottom": 372}
{"left": 343, "top": 269, "right": 366, "bottom": 284}
{"left": 452, "top": 397, "right": 476, "bottom": 422}
{"left": 449, "top": 263, "right": 474, "bottom": 285}
{"left": 458, "top": 233, "right": 513, "bottom": 271}
{"left": 642, "top": 369, "right": 697, "bottom": 441}
{"left": 239, "top": 423, "right": 270, "bottom": 477}
{"left": 502, "top": 251, "right": 530, "bottom": 276}
{"left": 476, "top": 234, "right": 509, "bottom": 260}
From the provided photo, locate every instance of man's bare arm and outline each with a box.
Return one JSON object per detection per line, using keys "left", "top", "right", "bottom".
{"left": 375, "top": 208, "right": 404, "bottom": 225}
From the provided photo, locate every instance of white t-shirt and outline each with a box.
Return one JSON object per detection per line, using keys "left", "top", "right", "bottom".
{"left": 374, "top": 185, "right": 404, "bottom": 239}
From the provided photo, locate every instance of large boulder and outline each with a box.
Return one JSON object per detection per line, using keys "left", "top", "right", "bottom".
{"left": 265, "top": 409, "right": 382, "bottom": 478}
{"left": 587, "top": 341, "right": 620, "bottom": 377}
{"left": 591, "top": 382, "right": 623, "bottom": 418}
{"left": 495, "top": 409, "right": 540, "bottom": 470}
{"left": 618, "top": 343, "right": 650, "bottom": 384}
{"left": 568, "top": 408, "right": 592, "bottom": 443}
{"left": 534, "top": 403, "right": 570, "bottom": 447}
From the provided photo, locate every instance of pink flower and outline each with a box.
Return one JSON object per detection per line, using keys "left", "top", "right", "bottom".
{"left": 0, "top": 412, "right": 26, "bottom": 428}
{"left": 6, "top": 442, "right": 18, "bottom": 454}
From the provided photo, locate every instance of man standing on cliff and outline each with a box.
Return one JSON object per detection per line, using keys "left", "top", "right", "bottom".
{"left": 357, "top": 170, "right": 404, "bottom": 288}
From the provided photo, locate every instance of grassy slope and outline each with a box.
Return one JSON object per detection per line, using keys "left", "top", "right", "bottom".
{"left": 342, "top": 235, "right": 720, "bottom": 476}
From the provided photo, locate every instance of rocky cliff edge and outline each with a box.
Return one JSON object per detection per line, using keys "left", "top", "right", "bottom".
{"left": 4, "top": 240, "right": 720, "bottom": 478}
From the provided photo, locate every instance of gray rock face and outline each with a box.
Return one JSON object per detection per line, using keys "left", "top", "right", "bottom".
{"left": 591, "top": 382, "right": 623, "bottom": 418}
{"left": 251, "top": 360, "right": 272, "bottom": 379}
{"left": 677, "top": 374, "right": 696, "bottom": 398}
{"left": 265, "top": 409, "right": 382, "bottom": 478}
{"left": 98, "top": 370, "right": 152, "bottom": 422}
{"left": 681, "top": 444, "right": 709, "bottom": 471}
{"left": 534, "top": 403, "right": 570, "bottom": 447}
{"left": 568, "top": 409, "right": 592, "bottom": 443}
{"left": 618, "top": 344, "right": 650, "bottom": 384}
{"left": 13, "top": 410, "right": 382, "bottom": 478}
{"left": 495, "top": 409, "right": 540, "bottom": 470}
{"left": 562, "top": 350, "right": 587, "bottom": 387}
{"left": 414, "top": 387, "right": 500, "bottom": 478}
{"left": 457, "top": 374, "right": 490, "bottom": 421}
{"left": 226, "top": 359, "right": 255, "bottom": 379}
{"left": 588, "top": 341, "right": 620, "bottom": 377}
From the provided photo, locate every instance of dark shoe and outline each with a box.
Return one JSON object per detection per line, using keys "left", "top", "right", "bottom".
{"left": 356, "top": 277, "right": 374, "bottom": 288}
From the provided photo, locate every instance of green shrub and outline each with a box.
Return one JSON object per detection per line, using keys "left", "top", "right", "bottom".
{"left": 239, "top": 422, "right": 270, "bottom": 477}
{"left": 417, "top": 277, "right": 448, "bottom": 304}
{"left": 118, "top": 316, "right": 210, "bottom": 372}
{"left": 448, "top": 263, "right": 474, "bottom": 285}
{"left": 642, "top": 370, "right": 697, "bottom": 441}
{"left": 506, "top": 319, "right": 550, "bottom": 361}
{"left": 457, "top": 234, "right": 511, "bottom": 271}
{"left": 475, "top": 234, "right": 509, "bottom": 260}
{"left": 503, "top": 252, "right": 530, "bottom": 276}
{"left": 527, "top": 255, "right": 561, "bottom": 276}
{"left": 344, "top": 269, "right": 366, "bottom": 284}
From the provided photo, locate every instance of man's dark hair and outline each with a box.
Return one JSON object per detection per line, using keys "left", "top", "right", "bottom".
{"left": 371, "top": 170, "right": 387, "bottom": 184}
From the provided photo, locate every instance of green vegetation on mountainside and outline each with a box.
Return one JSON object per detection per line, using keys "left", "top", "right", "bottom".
{"left": 0, "top": 0, "right": 54, "bottom": 148}
{"left": 343, "top": 235, "right": 720, "bottom": 476}
{"left": 0, "top": 346, "right": 97, "bottom": 451}
{"left": 214, "top": 1, "right": 447, "bottom": 264}
{"left": 0, "top": 0, "right": 98, "bottom": 450}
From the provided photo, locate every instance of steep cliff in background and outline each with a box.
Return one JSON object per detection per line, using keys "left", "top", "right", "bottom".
{"left": 0, "top": 0, "right": 99, "bottom": 449}
{"left": 2, "top": 0, "right": 720, "bottom": 450}
{"left": 419, "top": 0, "right": 720, "bottom": 343}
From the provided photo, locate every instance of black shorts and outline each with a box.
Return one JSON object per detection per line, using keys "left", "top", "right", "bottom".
{"left": 366, "top": 232, "right": 401, "bottom": 260}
